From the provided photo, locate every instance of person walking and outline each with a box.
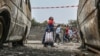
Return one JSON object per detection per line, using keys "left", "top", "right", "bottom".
{"left": 68, "top": 27, "right": 73, "bottom": 42}
{"left": 44, "top": 29, "right": 54, "bottom": 47}
{"left": 55, "top": 24, "right": 61, "bottom": 44}
{"left": 72, "top": 28, "right": 79, "bottom": 42}
{"left": 42, "top": 17, "right": 55, "bottom": 47}
{"left": 63, "top": 25, "right": 70, "bottom": 42}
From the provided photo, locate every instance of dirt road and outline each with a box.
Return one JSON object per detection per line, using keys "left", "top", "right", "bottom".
{"left": 0, "top": 40, "right": 98, "bottom": 56}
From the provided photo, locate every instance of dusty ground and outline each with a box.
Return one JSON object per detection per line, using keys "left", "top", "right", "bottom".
{"left": 0, "top": 40, "right": 98, "bottom": 56}
{"left": 25, "top": 40, "right": 97, "bottom": 56}
{"left": 26, "top": 40, "right": 81, "bottom": 51}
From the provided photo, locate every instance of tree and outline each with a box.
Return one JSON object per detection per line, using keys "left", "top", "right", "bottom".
{"left": 31, "top": 18, "right": 48, "bottom": 27}
{"left": 41, "top": 20, "right": 47, "bottom": 27}
{"left": 68, "top": 20, "right": 77, "bottom": 27}
{"left": 31, "top": 18, "right": 40, "bottom": 26}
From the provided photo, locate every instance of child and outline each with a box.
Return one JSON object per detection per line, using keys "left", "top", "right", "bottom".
{"left": 48, "top": 17, "right": 54, "bottom": 25}
{"left": 47, "top": 17, "right": 54, "bottom": 32}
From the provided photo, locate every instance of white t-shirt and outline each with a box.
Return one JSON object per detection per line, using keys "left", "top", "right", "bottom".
{"left": 68, "top": 29, "right": 73, "bottom": 38}
{"left": 56, "top": 27, "right": 61, "bottom": 34}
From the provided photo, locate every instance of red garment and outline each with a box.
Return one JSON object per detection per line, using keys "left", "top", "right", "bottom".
{"left": 65, "top": 27, "right": 69, "bottom": 35}
{"left": 48, "top": 20, "right": 53, "bottom": 25}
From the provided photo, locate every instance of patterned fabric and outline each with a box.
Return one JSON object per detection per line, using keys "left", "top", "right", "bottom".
{"left": 45, "top": 32, "right": 54, "bottom": 43}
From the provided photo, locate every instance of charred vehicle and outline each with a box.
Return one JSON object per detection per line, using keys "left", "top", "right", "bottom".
{"left": 0, "top": 0, "right": 32, "bottom": 47}
{"left": 77, "top": 0, "right": 100, "bottom": 51}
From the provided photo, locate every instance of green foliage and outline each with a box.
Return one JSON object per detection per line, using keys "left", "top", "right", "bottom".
{"left": 31, "top": 18, "right": 40, "bottom": 26}
{"left": 31, "top": 18, "right": 47, "bottom": 27}
{"left": 41, "top": 20, "right": 47, "bottom": 27}
{"left": 68, "top": 20, "right": 77, "bottom": 27}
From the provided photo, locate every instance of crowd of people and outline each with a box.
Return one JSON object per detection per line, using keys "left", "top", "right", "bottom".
{"left": 42, "top": 17, "right": 79, "bottom": 47}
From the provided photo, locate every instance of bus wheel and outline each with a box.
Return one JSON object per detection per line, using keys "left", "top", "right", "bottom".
{"left": 0, "top": 16, "right": 6, "bottom": 48}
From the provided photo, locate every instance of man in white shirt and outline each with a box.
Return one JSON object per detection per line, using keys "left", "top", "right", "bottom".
{"left": 55, "top": 25, "right": 61, "bottom": 43}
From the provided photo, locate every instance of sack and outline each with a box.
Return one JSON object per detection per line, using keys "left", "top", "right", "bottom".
{"left": 45, "top": 32, "right": 54, "bottom": 43}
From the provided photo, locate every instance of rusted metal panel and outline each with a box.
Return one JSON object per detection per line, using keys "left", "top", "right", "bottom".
{"left": 0, "top": 0, "right": 31, "bottom": 41}
{"left": 78, "top": 0, "right": 96, "bottom": 25}
{"left": 77, "top": 0, "right": 100, "bottom": 50}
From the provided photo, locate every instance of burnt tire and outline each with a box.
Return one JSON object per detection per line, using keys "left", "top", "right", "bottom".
{"left": 0, "top": 16, "right": 7, "bottom": 48}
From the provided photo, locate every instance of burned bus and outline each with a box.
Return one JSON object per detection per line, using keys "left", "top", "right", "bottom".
{"left": 77, "top": 0, "right": 100, "bottom": 51}
{"left": 0, "top": 0, "right": 32, "bottom": 47}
